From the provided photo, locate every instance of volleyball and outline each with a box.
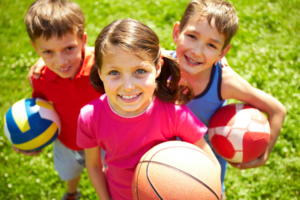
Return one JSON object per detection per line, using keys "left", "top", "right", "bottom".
{"left": 208, "top": 103, "right": 270, "bottom": 163}
{"left": 4, "top": 97, "right": 61, "bottom": 151}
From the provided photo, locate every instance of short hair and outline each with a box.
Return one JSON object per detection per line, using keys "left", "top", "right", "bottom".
{"left": 24, "top": 0, "right": 85, "bottom": 42}
{"left": 180, "top": 0, "right": 239, "bottom": 49}
{"left": 90, "top": 18, "right": 194, "bottom": 105}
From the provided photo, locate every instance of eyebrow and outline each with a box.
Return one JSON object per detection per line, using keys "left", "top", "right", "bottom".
{"left": 187, "top": 30, "right": 223, "bottom": 46}
{"left": 39, "top": 41, "right": 77, "bottom": 51}
{"left": 210, "top": 38, "right": 222, "bottom": 46}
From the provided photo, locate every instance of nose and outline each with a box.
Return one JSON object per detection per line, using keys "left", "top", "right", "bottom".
{"left": 191, "top": 43, "right": 203, "bottom": 57}
{"left": 122, "top": 76, "right": 135, "bottom": 92}
{"left": 56, "top": 53, "right": 68, "bottom": 66}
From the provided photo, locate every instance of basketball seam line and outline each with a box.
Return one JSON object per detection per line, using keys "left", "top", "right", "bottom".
{"left": 143, "top": 160, "right": 220, "bottom": 200}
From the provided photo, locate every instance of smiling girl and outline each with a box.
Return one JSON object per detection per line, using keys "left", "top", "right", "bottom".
{"left": 76, "top": 18, "right": 220, "bottom": 200}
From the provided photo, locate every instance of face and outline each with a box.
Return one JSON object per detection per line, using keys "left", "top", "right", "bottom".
{"left": 99, "top": 44, "right": 162, "bottom": 117}
{"left": 31, "top": 32, "right": 87, "bottom": 79}
{"left": 173, "top": 18, "right": 230, "bottom": 77}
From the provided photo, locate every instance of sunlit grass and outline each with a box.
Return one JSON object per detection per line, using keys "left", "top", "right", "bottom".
{"left": 0, "top": 0, "right": 299, "bottom": 199}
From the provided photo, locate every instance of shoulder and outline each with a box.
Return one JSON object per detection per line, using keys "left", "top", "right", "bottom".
{"left": 221, "top": 67, "right": 255, "bottom": 100}
{"left": 80, "top": 95, "right": 104, "bottom": 119}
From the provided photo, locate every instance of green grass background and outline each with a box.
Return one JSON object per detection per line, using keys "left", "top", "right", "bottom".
{"left": 0, "top": 0, "right": 299, "bottom": 199}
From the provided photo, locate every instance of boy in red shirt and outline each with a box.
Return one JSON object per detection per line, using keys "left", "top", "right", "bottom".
{"left": 13, "top": 0, "right": 101, "bottom": 199}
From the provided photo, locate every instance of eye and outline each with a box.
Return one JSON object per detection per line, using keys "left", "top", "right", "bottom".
{"left": 135, "top": 69, "right": 146, "bottom": 74}
{"left": 109, "top": 70, "right": 120, "bottom": 75}
{"left": 66, "top": 47, "right": 74, "bottom": 52}
{"left": 43, "top": 51, "right": 53, "bottom": 55}
{"left": 208, "top": 43, "right": 217, "bottom": 49}
{"left": 187, "top": 34, "right": 196, "bottom": 40}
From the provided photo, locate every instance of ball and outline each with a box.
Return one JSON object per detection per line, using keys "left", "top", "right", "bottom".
{"left": 208, "top": 103, "right": 270, "bottom": 163}
{"left": 132, "top": 141, "right": 221, "bottom": 200}
{"left": 4, "top": 97, "right": 61, "bottom": 151}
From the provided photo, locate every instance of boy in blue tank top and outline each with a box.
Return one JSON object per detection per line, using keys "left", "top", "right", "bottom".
{"left": 169, "top": 0, "right": 286, "bottom": 199}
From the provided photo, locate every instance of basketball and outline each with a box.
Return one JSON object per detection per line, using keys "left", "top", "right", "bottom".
{"left": 208, "top": 103, "right": 270, "bottom": 163}
{"left": 132, "top": 141, "right": 221, "bottom": 200}
{"left": 4, "top": 97, "right": 61, "bottom": 151}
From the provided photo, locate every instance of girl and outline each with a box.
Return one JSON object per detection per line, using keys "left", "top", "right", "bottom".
{"left": 76, "top": 18, "right": 220, "bottom": 200}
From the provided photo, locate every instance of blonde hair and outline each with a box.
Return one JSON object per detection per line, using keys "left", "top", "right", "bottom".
{"left": 180, "top": 0, "right": 239, "bottom": 49}
{"left": 24, "top": 0, "right": 85, "bottom": 41}
{"left": 90, "top": 18, "right": 194, "bottom": 105}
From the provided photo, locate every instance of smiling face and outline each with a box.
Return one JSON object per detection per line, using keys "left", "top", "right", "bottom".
{"left": 173, "top": 18, "right": 230, "bottom": 78}
{"left": 99, "top": 44, "right": 161, "bottom": 117}
{"left": 31, "top": 32, "right": 87, "bottom": 79}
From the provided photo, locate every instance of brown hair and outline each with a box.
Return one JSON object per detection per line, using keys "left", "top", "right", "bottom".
{"left": 90, "top": 18, "right": 194, "bottom": 105}
{"left": 180, "top": 0, "right": 239, "bottom": 49}
{"left": 24, "top": 0, "right": 85, "bottom": 41}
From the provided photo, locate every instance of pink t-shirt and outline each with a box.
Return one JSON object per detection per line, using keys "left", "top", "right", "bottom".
{"left": 77, "top": 94, "right": 207, "bottom": 200}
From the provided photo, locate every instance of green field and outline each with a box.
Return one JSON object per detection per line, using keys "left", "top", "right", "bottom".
{"left": 0, "top": 0, "right": 299, "bottom": 199}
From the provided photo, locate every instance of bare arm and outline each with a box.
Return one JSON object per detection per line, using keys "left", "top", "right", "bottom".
{"left": 194, "top": 138, "right": 221, "bottom": 175}
{"left": 85, "top": 146, "right": 111, "bottom": 200}
{"left": 27, "top": 57, "right": 45, "bottom": 87}
{"left": 221, "top": 68, "right": 286, "bottom": 169}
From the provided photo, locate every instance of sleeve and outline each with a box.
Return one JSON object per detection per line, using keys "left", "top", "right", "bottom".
{"left": 76, "top": 105, "right": 99, "bottom": 149}
{"left": 31, "top": 79, "right": 46, "bottom": 99}
{"left": 176, "top": 105, "right": 207, "bottom": 143}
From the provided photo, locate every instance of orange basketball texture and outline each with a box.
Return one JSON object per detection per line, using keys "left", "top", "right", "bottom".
{"left": 132, "top": 141, "right": 221, "bottom": 200}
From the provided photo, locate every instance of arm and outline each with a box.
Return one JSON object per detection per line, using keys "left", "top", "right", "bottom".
{"left": 221, "top": 68, "right": 286, "bottom": 169}
{"left": 85, "top": 146, "right": 111, "bottom": 200}
{"left": 194, "top": 138, "right": 221, "bottom": 175}
{"left": 27, "top": 57, "right": 45, "bottom": 87}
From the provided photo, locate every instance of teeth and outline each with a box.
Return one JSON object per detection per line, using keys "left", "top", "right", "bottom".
{"left": 120, "top": 94, "right": 138, "bottom": 99}
{"left": 187, "top": 57, "right": 200, "bottom": 64}
{"left": 59, "top": 67, "right": 70, "bottom": 71}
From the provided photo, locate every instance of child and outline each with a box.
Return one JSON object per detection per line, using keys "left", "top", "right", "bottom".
{"left": 169, "top": 0, "right": 286, "bottom": 198}
{"left": 76, "top": 18, "right": 221, "bottom": 200}
{"left": 14, "top": 0, "right": 102, "bottom": 199}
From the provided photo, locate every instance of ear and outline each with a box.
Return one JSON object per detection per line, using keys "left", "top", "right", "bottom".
{"left": 215, "top": 44, "right": 231, "bottom": 65}
{"left": 30, "top": 41, "right": 41, "bottom": 56}
{"left": 155, "top": 56, "right": 163, "bottom": 78}
{"left": 81, "top": 32, "right": 87, "bottom": 50}
{"left": 172, "top": 22, "right": 181, "bottom": 44}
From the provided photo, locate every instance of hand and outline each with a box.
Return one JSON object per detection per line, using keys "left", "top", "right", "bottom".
{"left": 27, "top": 57, "right": 45, "bottom": 88}
{"left": 219, "top": 57, "right": 229, "bottom": 68}
{"left": 12, "top": 145, "right": 43, "bottom": 156}
{"left": 228, "top": 151, "right": 268, "bottom": 170}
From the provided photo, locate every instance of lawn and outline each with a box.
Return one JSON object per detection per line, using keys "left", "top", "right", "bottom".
{"left": 0, "top": 0, "right": 299, "bottom": 199}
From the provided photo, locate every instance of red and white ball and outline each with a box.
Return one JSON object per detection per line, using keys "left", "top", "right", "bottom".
{"left": 208, "top": 103, "right": 270, "bottom": 163}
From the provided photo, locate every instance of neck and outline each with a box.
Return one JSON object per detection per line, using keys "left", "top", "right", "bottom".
{"left": 181, "top": 67, "right": 213, "bottom": 96}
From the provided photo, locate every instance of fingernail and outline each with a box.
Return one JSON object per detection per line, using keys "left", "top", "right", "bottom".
{"left": 35, "top": 75, "right": 39, "bottom": 79}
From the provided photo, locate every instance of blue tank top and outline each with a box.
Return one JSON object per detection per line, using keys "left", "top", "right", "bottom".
{"left": 171, "top": 51, "right": 226, "bottom": 127}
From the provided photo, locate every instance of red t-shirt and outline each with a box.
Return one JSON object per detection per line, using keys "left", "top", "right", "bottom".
{"left": 32, "top": 51, "right": 101, "bottom": 150}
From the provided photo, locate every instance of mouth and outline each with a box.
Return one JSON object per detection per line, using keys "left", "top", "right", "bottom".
{"left": 184, "top": 55, "right": 202, "bottom": 65}
{"left": 118, "top": 93, "right": 142, "bottom": 101}
{"left": 57, "top": 66, "right": 71, "bottom": 72}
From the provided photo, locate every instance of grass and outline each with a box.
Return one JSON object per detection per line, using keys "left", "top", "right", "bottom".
{"left": 0, "top": 0, "right": 299, "bottom": 199}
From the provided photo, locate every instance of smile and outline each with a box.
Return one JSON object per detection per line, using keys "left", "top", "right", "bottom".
{"left": 58, "top": 66, "right": 71, "bottom": 72}
{"left": 118, "top": 93, "right": 141, "bottom": 100}
{"left": 185, "top": 55, "right": 202, "bottom": 65}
